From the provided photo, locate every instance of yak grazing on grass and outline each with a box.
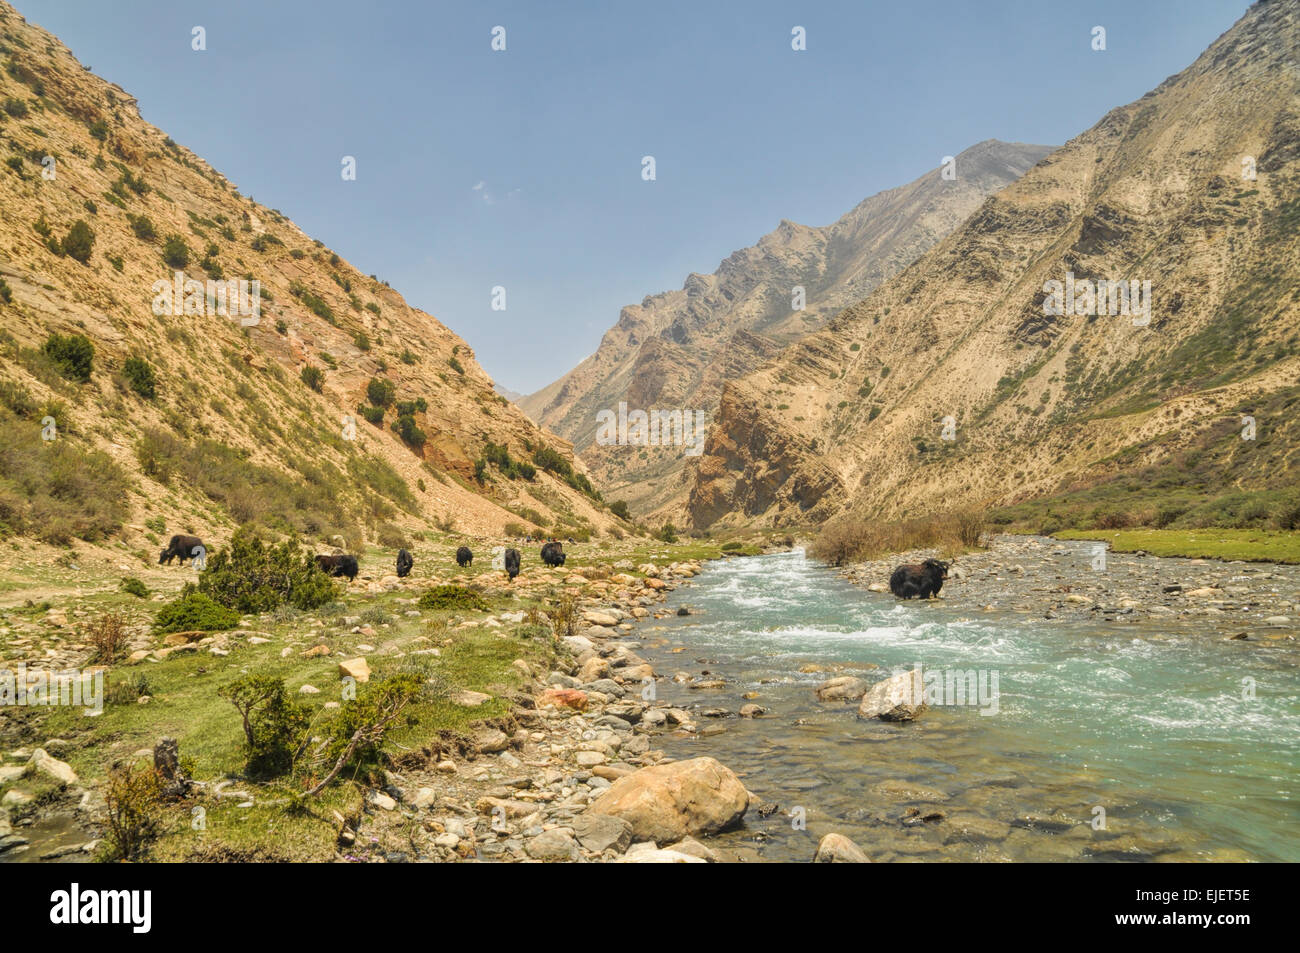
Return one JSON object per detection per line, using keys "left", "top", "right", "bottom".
{"left": 540, "top": 541, "right": 566, "bottom": 567}
{"left": 315, "top": 553, "right": 359, "bottom": 581}
{"left": 159, "top": 534, "right": 204, "bottom": 566}
{"left": 455, "top": 546, "right": 473, "bottom": 567}
{"left": 889, "top": 559, "right": 949, "bottom": 600}
{"left": 396, "top": 548, "right": 413, "bottom": 578}
{"left": 504, "top": 548, "right": 521, "bottom": 580}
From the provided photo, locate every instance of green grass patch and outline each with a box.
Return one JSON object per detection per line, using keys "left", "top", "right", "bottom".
{"left": 1054, "top": 528, "right": 1300, "bottom": 563}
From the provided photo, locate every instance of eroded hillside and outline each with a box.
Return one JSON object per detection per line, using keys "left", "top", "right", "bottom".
{"left": 0, "top": 0, "right": 615, "bottom": 565}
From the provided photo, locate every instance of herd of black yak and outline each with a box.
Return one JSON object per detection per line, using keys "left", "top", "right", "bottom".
{"left": 159, "top": 532, "right": 951, "bottom": 600}
{"left": 158, "top": 533, "right": 570, "bottom": 584}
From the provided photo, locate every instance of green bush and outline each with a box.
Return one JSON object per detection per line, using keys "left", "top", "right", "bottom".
{"left": 122, "top": 356, "right": 157, "bottom": 398}
{"left": 152, "top": 591, "right": 239, "bottom": 635}
{"left": 311, "top": 672, "right": 424, "bottom": 792}
{"left": 196, "top": 528, "right": 338, "bottom": 613}
{"left": 609, "top": 500, "right": 631, "bottom": 520}
{"left": 0, "top": 278, "right": 11, "bottom": 304}
{"left": 358, "top": 404, "right": 384, "bottom": 426}
{"left": 720, "top": 540, "right": 742, "bottom": 551}
{"left": 391, "top": 413, "right": 425, "bottom": 448}
{"left": 532, "top": 445, "right": 601, "bottom": 500}
{"left": 657, "top": 522, "right": 678, "bottom": 544}
{"left": 366, "top": 376, "right": 396, "bottom": 408}
{"left": 127, "top": 213, "right": 156, "bottom": 241}
{"left": 300, "top": 365, "right": 324, "bottom": 392}
{"left": 217, "top": 674, "right": 310, "bottom": 779}
{"left": 60, "top": 220, "right": 95, "bottom": 263}
{"left": 2, "top": 97, "right": 28, "bottom": 118}
{"left": 41, "top": 332, "right": 94, "bottom": 382}
{"left": 0, "top": 415, "right": 129, "bottom": 543}
{"left": 288, "top": 281, "right": 335, "bottom": 324}
{"left": 120, "top": 576, "right": 149, "bottom": 598}
{"left": 162, "top": 234, "right": 190, "bottom": 268}
{"left": 418, "top": 585, "right": 488, "bottom": 612}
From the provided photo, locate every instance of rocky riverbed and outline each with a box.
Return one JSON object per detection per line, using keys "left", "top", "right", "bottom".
{"left": 840, "top": 533, "right": 1300, "bottom": 641}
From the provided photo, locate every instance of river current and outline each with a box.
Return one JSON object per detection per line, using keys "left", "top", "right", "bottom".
{"left": 631, "top": 548, "right": 1299, "bottom": 862}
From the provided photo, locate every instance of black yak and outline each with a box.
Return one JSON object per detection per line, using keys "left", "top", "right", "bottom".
{"left": 159, "top": 534, "right": 205, "bottom": 566}
{"left": 540, "top": 541, "right": 566, "bottom": 567}
{"left": 396, "top": 548, "right": 413, "bottom": 578}
{"left": 504, "top": 547, "right": 521, "bottom": 580}
{"left": 456, "top": 546, "right": 473, "bottom": 567}
{"left": 889, "top": 559, "right": 949, "bottom": 600}
{"left": 315, "top": 553, "right": 359, "bottom": 581}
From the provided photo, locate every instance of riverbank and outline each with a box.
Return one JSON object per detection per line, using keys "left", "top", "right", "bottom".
{"left": 0, "top": 533, "right": 779, "bottom": 863}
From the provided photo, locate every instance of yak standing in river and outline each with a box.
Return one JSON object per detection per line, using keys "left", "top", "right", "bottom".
{"left": 396, "top": 548, "right": 413, "bottom": 578}
{"left": 540, "top": 541, "right": 566, "bottom": 568}
{"left": 159, "top": 534, "right": 205, "bottom": 567}
{"left": 456, "top": 546, "right": 473, "bottom": 568}
{"left": 889, "top": 559, "right": 949, "bottom": 600}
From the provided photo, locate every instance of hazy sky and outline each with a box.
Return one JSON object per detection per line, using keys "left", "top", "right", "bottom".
{"left": 16, "top": 0, "right": 1250, "bottom": 393}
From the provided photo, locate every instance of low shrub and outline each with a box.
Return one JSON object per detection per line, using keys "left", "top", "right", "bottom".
{"left": 86, "top": 611, "right": 128, "bottom": 663}
{"left": 418, "top": 585, "right": 488, "bottom": 612}
{"left": 120, "top": 576, "right": 149, "bottom": 598}
{"left": 152, "top": 591, "right": 239, "bottom": 634}
{"left": 98, "top": 762, "right": 163, "bottom": 862}
{"left": 41, "top": 332, "right": 94, "bottom": 382}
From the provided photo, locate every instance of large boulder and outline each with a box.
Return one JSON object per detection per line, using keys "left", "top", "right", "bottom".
{"left": 588, "top": 756, "right": 749, "bottom": 844}
{"left": 858, "top": 668, "right": 926, "bottom": 721}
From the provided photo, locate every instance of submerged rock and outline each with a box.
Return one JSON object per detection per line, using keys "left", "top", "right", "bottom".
{"left": 814, "top": 833, "right": 870, "bottom": 863}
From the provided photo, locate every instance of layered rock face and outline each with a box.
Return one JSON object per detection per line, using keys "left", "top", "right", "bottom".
{"left": 690, "top": 0, "right": 1300, "bottom": 528}
{"left": 522, "top": 140, "right": 1054, "bottom": 520}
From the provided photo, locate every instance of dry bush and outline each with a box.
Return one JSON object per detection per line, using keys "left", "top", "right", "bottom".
{"left": 99, "top": 762, "right": 164, "bottom": 862}
{"left": 954, "top": 509, "right": 986, "bottom": 549}
{"left": 86, "top": 611, "right": 128, "bottom": 663}
{"left": 546, "top": 592, "right": 580, "bottom": 638}
{"left": 811, "top": 509, "right": 990, "bottom": 566}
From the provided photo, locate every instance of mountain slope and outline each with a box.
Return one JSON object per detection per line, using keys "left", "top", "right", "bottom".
{"left": 688, "top": 0, "right": 1300, "bottom": 529}
{"left": 0, "top": 0, "right": 613, "bottom": 559}
{"left": 521, "top": 139, "right": 1054, "bottom": 519}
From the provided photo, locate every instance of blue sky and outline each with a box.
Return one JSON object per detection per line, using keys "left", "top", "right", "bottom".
{"left": 17, "top": 0, "right": 1250, "bottom": 393}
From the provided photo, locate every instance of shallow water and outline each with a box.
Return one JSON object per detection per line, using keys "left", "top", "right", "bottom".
{"left": 634, "top": 548, "right": 1300, "bottom": 862}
